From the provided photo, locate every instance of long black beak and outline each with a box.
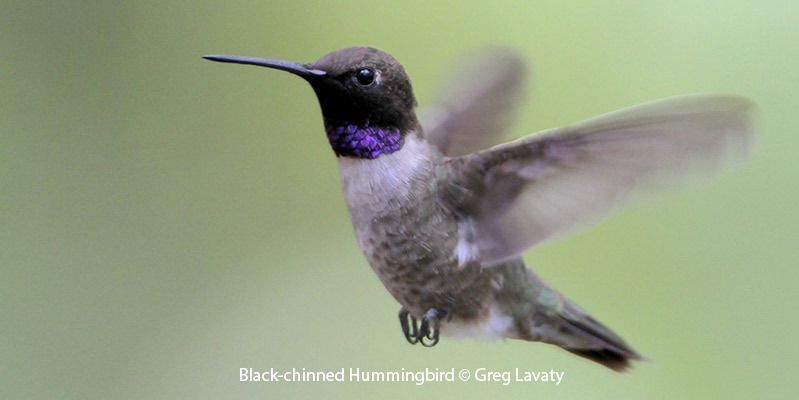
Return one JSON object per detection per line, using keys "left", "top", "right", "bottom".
{"left": 202, "top": 54, "right": 326, "bottom": 79}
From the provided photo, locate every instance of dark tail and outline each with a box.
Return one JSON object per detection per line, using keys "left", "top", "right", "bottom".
{"left": 499, "top": 260, "right": 643, "bottom": 372}
{"left": 541, "top": 297, "right": 643, "bottom": 372}
{"left": 565, "top": 348, "right": 638, "bottom": 373}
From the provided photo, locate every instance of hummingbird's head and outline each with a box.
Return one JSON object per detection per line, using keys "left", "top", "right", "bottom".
{"left": 204, "top": 47, "right": 419, "bottom": 159}
{"left": 308, "top": 47, "right": 418, "bottom": 132}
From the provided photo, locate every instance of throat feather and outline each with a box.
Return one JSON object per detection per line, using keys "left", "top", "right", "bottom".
{"left": 326, "top": 124, "right": 404, "bottom": 159}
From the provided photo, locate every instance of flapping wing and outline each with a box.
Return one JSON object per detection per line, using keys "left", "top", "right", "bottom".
{"left": 421, "top": 47, "right": 527, "bottom": 157}
{"left": 446, "top": 94, "right": 755, "bottom": 266}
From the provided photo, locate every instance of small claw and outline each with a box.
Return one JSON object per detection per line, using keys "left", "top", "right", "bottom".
{"left": 399, "top": 307, "right": 447, "bottom": 347}
{"left": 419, "top": 308, "right": 445, "bottom": 347}
{"left": 398, "top": 308, "right": 419, "bottom": 344}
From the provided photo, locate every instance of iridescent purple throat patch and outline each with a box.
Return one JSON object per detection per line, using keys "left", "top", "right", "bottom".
{"left": 326, "top": 124, "right": 404, "bottom": 159}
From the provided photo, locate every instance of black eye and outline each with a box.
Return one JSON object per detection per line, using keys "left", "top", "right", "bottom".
{"left": 355, "top": 68, "right": 375, "bottom": 86}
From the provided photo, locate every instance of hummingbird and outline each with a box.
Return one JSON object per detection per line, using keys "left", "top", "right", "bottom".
{"left": 203, "top": 46, "right": 754, "bottom": 372}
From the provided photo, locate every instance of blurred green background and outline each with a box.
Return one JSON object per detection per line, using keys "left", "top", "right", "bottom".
{"left": 3, "top": 1, "right": 798, "bottom": 398}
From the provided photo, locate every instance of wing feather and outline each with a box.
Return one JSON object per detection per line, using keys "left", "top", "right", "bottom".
{"left": 446, "top": 94, "right": 755, "bottom": 266}
{"left": 422, "top": 47, "right": 528, "bottom": 156}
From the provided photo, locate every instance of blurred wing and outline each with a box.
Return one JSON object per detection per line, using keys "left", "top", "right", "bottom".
{"left": 421, "top": 47, "right": 528, "bottom": 156}
{"left": 447, "top": 95, "right": 755, "bottom": 266}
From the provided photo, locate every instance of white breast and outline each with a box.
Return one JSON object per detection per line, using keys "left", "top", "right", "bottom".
{"left": 337, "top": 134, "right": 434, "bottom": 214}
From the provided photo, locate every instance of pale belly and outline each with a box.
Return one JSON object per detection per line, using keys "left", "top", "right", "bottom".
{"left": 337, "top": 135, "right": 508, "bottom": 333}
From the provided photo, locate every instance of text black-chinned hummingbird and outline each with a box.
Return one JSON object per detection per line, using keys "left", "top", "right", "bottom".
{"left": 203, "top": 46, "right": 754, "bottom": 372}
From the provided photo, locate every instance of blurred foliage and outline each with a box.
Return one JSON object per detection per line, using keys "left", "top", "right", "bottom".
{"left": 2, "top": 1, "right": 798, "bottom": 399}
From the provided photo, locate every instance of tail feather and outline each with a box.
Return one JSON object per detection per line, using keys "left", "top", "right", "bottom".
{"left": 565, "top": 348, "right": 637, "bottom": 373}
{"left": 498, "top": 260, "right": 643, "bottom": 372}
{"left": 532, "top": 294, "right": 643, "bottom": 372}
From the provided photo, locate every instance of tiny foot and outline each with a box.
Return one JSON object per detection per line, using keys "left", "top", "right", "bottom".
{"left": 398, "top": 307, "right": 447, "bottom": 347}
